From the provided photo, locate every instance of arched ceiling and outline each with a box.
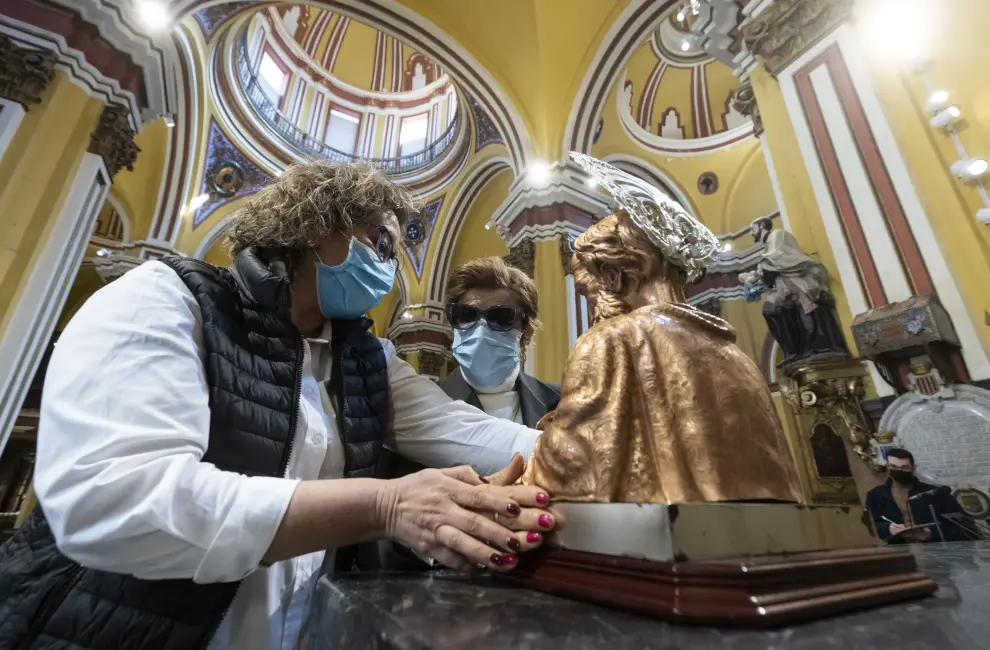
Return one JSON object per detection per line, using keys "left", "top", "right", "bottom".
{"left": 623, "top": 16, "right": 747, "bottom": 141}
{"left": 273, "top": 4, "right": 444, "bottom": 93}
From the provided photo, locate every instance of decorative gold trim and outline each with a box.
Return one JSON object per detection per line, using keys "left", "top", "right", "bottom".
{"left": 742, "top": 0, "right": 854, "bottom": 77}
{"left": 88, "top": 104, "right": 140, "bottom": 179}
{"left": 0, "top": 34, "right": 57, "bottom": 109}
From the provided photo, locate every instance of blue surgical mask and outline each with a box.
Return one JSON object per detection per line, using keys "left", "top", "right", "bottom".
{"left": 315, "top": 238, "right": 395, "bottom": 319}
{"left": 452, "top": 323, "right": 520, "bottom": 389}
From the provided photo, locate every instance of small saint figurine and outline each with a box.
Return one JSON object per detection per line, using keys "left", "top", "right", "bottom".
{"left": 739, "top": 217, "right": 849, "bottom": 365}
{"left": 522, "top": 154, "right": 801, "bottom": 504}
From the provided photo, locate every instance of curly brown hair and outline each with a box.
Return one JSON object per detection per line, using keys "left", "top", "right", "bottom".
{"left": 573, "top": 211, "right": 685, "bottom": 322}
{"left": 445, "top": 257, "right": 540, "bottom": 361}
{"left": 224, "top": 160, "right": 419, "bottom": 277}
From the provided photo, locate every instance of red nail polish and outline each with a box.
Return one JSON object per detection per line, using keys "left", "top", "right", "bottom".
{"left": 538, "top": 514, "right": 554, "bottom": 529}
{"left": 536, "top": 492, "right": 549, "bottom": 505}
{"left": 527, "top": 531, "right": 542, "bottom": 543}
{"left": 489, "top": 553, "right": 504, "bottom": 566}
{"left": 503, "top": 555, "right": 517, "bottom": 566}
{"left": 506, "top": 503, "right": 521, "bottom": 516}
{"left": 506, "top": 537, "right": 521, "bottom": 552}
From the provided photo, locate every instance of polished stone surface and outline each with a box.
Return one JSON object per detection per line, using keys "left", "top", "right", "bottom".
{"left": 305, "top": 542, "right": 990, "bottom": 650}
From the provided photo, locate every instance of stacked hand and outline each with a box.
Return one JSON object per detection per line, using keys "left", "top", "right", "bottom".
{"left": 377, "top": 454, "right": 561, "bottom": 571}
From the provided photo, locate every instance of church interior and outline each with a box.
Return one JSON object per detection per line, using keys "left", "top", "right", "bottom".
{"left": 3, "top": 0, "right": 990, "bottom": 643}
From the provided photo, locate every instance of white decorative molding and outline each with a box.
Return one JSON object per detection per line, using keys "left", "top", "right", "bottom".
{"left": 617, "top": 71, "right": 753, "bottom": 156}
{"left": 489, "top": 161, "right": 610, "bottom": 246}
{"left": 425, "top": 156, "right": 513, "bottom": 303}
{"left": 261, "top": 9, "right": 454, "bottom": 112}
{"left": 47, "top": 0, "right": 174, "bottom": 120}
{"left": 601, "top": 153, "right": 698, "bottom": 219}
{"left": 0, "top": 153, "right": 110, "bottom": 457}
{"left": 0, "top": 99, "right": 26, "bottom": 168}
{"left": 169, "top": 0, "right": 533, "bottom": 171}
{"left": 104, "top": 191, "right": 133, "bottom": 243}
{"left": 0, "top": 21, "right": 143, "bottom": 129}
{"left": 563, "top": 0, "right": 671, "bottom": 156}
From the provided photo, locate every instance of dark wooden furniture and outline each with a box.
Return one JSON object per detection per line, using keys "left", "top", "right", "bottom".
{"left": 503, "top": 545, "right": 937, "bottom": 628}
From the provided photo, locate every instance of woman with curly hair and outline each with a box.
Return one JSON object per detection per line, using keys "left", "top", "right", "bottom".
{"left": 1, "top": 162, "right": 556, "bottom": 650}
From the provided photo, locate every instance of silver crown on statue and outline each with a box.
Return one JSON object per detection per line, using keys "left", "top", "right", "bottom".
{"left": 571, "top": 152, "right": 719, "bottom": 281}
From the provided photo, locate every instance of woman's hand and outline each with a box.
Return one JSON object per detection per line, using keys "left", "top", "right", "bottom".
{"left": 483, "top": 453, "right": 565, "bottom": 544}
{"left": 376, "top": 465, "right": 555, "bottom": 572}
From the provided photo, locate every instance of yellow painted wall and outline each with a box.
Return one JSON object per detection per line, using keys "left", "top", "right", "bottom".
{"left": 0, "top": 73, "right": 103, "bottom": 334}
{"left": 448, "top": 168, "right": 513, "bottom": 272}
{"left": 592, "top": 80, "right": 776, "bottom": 235}
{"left": 858, "top": 0, "right": 990, "bottom": 362}
{"left": 331, "top": 16, "right": 378, "bottom": 89}
{"left": 396, "top": 0, "right": 628, "bottom": 159}
{"left": 110, "top": 119, "right": 170, "bottom": 241}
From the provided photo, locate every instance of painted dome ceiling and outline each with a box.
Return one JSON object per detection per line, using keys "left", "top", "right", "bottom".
{"left": 270, "top": 5, "right": 445, "bottom": 94}
{"left": 621, "top": 2, "right": 749, "bottom": 142}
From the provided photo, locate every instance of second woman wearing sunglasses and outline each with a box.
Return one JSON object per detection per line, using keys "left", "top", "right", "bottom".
{"left": 442, "top": 257, "right": 561, "bottom": 428}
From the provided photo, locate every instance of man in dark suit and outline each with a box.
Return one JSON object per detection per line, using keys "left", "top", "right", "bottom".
{"left": 866, "top": 448, "right": 977, "bottom": 543}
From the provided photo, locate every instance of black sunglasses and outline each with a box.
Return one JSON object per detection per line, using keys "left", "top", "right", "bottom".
{"left": 445, "top": 303, "right": 527, "bottom": 332}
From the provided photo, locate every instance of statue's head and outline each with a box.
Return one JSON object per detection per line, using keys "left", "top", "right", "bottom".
{"left": 573, "top": 212, "right": 687, "bottom": 322}
{"left": 568, "top": 153, "right": 720, "bottom": 323}
{"left": 749, "top": 216, "right": 774, "bottom": 244}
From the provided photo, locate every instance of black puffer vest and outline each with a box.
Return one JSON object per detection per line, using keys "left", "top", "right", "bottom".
{"left": 0, "top": 249, "right": 390, "bottom": 650}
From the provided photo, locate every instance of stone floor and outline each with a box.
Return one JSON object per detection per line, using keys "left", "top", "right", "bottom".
{"left": 305, "top": 542, "right": 990, "bottom": 650}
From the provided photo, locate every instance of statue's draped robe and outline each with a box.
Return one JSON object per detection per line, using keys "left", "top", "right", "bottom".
{"left": 523, "top": 304, "right": 802, "bottom": 503}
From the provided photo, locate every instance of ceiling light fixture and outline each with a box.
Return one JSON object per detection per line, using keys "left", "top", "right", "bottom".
{"left": 952, "top": 158, "right": 990, "bottom": 182}
{"left": 586, "top": 177, "right": 598, "bottom": 189}
{"left": 676, "top": 11, "right": 685, "bottom": 21}
{"left": 930, "top": 106, "right": 962, "bottom": 129}
{"left": 134, "top": 0, "right": 171, "bottom": 33}
{"left": 680, "top": 40, "right": 692, "bottom": 52}
{"left": 924, "top": 90, "right": 949, "bottom": 113}
{"left": 528, "top": 161, "right": 551, "bottom": 187}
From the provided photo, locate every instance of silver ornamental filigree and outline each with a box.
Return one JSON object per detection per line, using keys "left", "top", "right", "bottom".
{"left": 570, "top": 152, "right": 719, "bottom": 281}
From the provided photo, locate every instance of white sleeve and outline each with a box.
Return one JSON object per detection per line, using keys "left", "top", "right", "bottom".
{"left": 34, "top": 261, "right": 298, "bottom": 583}
{"left": 382, "top": 339, "right": 541, "bottom": 476}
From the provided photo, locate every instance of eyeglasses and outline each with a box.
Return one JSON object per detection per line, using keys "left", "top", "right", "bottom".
{"left": 445, "top": 303, "right": 527, "bottom": 332}
{"left": 371, "top": 225, "right": 396, "bottom": 264}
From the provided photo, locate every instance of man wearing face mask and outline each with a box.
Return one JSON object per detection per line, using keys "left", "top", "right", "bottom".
{"left": 866, "top": 448, "right": 974, "bottom": 543}
{"left": 0, "top": 162, "right": 559, "bottom": 650}
{"left": 441, "top": 257, "right": 561, "bottom": 427}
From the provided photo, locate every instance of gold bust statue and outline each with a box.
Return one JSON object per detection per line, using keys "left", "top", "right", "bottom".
{"left": 522, "top": 154, "right": 801, "bottom": 504}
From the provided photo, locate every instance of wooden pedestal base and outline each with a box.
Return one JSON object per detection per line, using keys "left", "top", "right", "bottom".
{"left": 502, "top": 545, "right": 937, "bottom": 628}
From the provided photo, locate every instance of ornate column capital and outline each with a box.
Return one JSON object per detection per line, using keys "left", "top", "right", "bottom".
{"left": 504, "top": 239, "right": 536, "bottom": 278}
{"left": 731, "top": 79, "right": 764, "bottom": 138}
{"left": 0, "top": 34, "right": 57, "bottom": 109}
{"left": 88, "top": 104, "right": 140, "bottom": 179}
{"left": 742, "top": 0, "right": 854, "bottom": 77}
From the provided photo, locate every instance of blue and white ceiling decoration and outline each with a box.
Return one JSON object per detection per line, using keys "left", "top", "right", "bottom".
{"left": 193, "top": 119, "right": 271, "bottom": 228}
{"left": 403, "top": 196, "right": 445, "bottom": 278}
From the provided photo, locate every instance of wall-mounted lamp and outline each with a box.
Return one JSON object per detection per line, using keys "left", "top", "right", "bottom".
{"left": 924, "top": 90, "right": 949, "bottom": 114}
{"left": 930, "top": 106, "right": 962, "bottom": 130}
{"left": 951, "top": 159, "right": 990, "bottom": 184}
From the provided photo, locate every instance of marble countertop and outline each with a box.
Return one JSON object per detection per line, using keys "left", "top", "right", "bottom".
{"left": 305, "top": 542, "right": 990, "bottom": 650}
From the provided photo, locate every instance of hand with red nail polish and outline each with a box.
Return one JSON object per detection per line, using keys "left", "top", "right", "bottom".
{"left": 377, "top": 465, "right": 541, "bottom": 573}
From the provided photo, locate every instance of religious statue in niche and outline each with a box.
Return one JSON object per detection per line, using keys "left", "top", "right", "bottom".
{"left": 739, "top": 217, "right": 849, "bottom": 367}
{"left": 521, "top": 154, "right": 801, "bottom": 503}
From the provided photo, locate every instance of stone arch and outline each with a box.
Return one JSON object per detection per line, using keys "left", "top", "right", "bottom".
{"left": 425, "top": 156, "right": 513, "bottom": 303}
{"left": 563, "top": 0, "right": 678, "bottom": 156}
